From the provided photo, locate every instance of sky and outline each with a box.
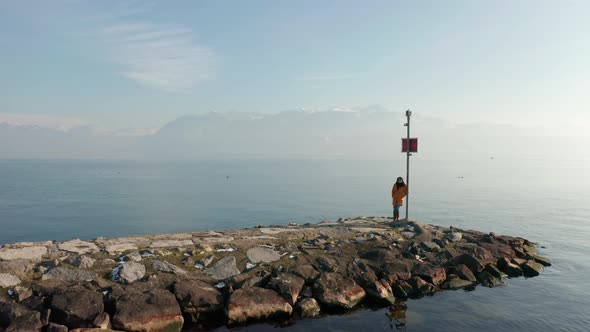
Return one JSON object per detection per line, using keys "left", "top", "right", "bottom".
{"left": 1, "top": 0, "right": 589, "bottom": 132}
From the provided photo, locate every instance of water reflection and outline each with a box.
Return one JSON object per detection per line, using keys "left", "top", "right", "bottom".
{"left": 386, "top": 299, "right": 408, "bottom": 331}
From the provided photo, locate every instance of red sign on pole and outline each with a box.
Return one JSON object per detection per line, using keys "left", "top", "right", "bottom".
{"left": 402, "top": 138, "right": 418, "bottom": 153}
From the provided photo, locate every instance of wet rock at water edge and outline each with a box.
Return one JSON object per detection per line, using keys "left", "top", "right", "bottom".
{"left": 173, "top": 280, "right": 224, "bottom": 314}
{"left": 294, "top": 298, "right": 321, "bottom": 318}
{"left": 497, "top": 257, "right": 523, "bottom": 277}
{"left": 522, "top": 260, "right": 544, "bottom": 277}
{"left": 313, "top": 273, "right": 366, "bottom": 310}
{"left": 112, "top": 289, "right": 184, "bottom": 332}
{"left": 441, "top": 274, "right": 473, "bottom": 290}
{"left": 227, "top": 287, "right": 293, "bottom": 325}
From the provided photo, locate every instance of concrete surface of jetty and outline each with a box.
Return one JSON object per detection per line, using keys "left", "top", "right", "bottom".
{"left": 0, "top": 217, "right": 551, "bottom": 331}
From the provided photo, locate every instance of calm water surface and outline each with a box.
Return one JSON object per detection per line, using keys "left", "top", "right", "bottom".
{"left": 0, "top": 157, "right": 589, "bottom": 331}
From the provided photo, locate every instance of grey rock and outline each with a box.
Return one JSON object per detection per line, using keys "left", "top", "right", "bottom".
{"left": 478, "top": 271, "right": 503, "bottom": 287}
{"left": 47, "top": 323, "right": 69, "bottom": 332}
{"left": 313, "top": 272, "right": 366, "bottom": 310}
{"left": 442, "top": 275, "right": 473, "bottom": 290}
{"left": 0, "top": 246, "right": 47, "bottom": 261}
{"left": 149, "top": 239, "right": 193, "bottom": 248}
{"left": 0, "top": 259, "right": 33, "bottom": 276}
{"left": 113, "top": 262, "right": 145, "bottom": 284}
{"left": 50, "top": 290, "right": 104, "bottom": 328}
{"left": 266, "top": 273, "right": 305, "bottom": 305}
{"left": 227, "top": 287, "right": 292, "bottom": 325}
{"left": 291, "top": 264, "right": 320, "bottom": 283}
{"left": 246, "top": 247, "right": 281, "bottom": 263}
{"left": 112, "top": 289, "right": 184, "bottom": 332}
{"left": 121, "top": 252, "right": 142, "bottom": 262}
{"left": 152, "top": 260, "right": 187, "bottom": 275}
{"left": 10, "top": 286, "right": 32, "bottom": 302}
{"left": 92, "top": 312, "right": 111, "bottom": 329}
{"left": 198, "top": 255, "right": 215, "bottom": 268}
{"left": 522, "top": 260, "right": 544, "bottom": 277}
{"left": 41, "top": 267, "right": 97, "bottom": 283}
{"left": 173, "top": 280, "right": 224, "bottom": 314}
{"left": 204, "top": 256, "right": 241, "bottom": 280}
{"left": 294, "top": 298, "right": 321, "bottom": 318}
{"left": 420, "top": 241, "right": 441, "bottom": 252}
{"left": 57, "top": 240, "right": 99, "bottom": 255}
{"left": 5, "top": 310, "right": 42, "bottom": 332}
{"left": 531, "top": 254, "right": 551, "bottom": 267}
{"left": 0, "top": 274, "right": 21, "bottom": 288}
{"left": 104, "top": 243, "right": 138, "bottom": 255}
{"left": 65, "top": 255, "right": 96, "bottom": 269}
{"left": 444, "top": 232, "right": 463, "bottom": 242}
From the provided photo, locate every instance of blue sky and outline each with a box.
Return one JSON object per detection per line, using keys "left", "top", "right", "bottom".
{"left": 1, "top": 0, "right": 589, "bottom": 129}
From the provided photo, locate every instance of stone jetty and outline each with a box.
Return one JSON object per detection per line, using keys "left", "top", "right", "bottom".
{"left": 0, "top": 217, "right": 550, "bottom": 331}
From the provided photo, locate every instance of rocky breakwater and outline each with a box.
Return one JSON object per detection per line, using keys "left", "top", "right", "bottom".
{"left": 0, "top": 217, "right": 550, "bottom": 331}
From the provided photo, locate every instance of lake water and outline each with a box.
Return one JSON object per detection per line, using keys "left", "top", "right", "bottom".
{"left": 1, "top": 157, "right": 589, "bottom": 331}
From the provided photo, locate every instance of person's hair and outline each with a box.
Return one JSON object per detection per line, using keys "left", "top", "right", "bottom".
{"left": 396, "top": 177, "right": 406, "bottom": 188}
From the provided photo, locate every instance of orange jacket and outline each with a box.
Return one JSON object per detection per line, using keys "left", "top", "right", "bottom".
{"left": 391, "top": 184, "right": 407, "bottom": 206}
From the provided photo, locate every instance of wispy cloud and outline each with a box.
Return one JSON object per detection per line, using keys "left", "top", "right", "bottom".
{"left": 95, "top": 4, "right": 215, "bottom": 93}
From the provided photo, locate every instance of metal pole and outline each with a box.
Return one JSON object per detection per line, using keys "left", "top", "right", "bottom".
{"left": 405, "top": 110, "right": 411, "bottom": 221}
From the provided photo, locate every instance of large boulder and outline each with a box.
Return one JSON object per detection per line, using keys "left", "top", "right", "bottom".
{"left": 294, "top": 298, "right": 320, "bottom": 318}
{"left": 380, "top": 260, "right": 413, "bottom": 285}
{"left": 522, "top": 260, "right": 544, "bottom": 277}
{"left": 451, "top": 254, "right": 485, "bottom": 273}
{"left": 58, "top": 240, "right": 99, "bottom": 255}
{"left": 5, "top": 310, "right": 43, "bottom": 332}
{"left": 0, "top": 274, "right": 21, "bottom": 288}
{"left": 0, "top": 247, "right": 47, "bottom": 261}
{"left": 227, "top": 287, "right": 292, "bottom": 325}
{"left": 364, "top": 279, "right": 395, "bottom": 305}
{"left": 112, "top": 289, "right": 184, "bottom": 332}
{"left": 0, "top": 260, "right": 33, "bottom": 278}
{"left": 441, "top": 274, "right": 473, "bottom": 290}
{"left": 412, "top": 262, "right": 446, "bottom": 286}
{"left": 64, "top": 256, "right": 96, "bottom": 269}
{"left": 452, "top": 264, "right": 477, "bottom": 282}
{"left": 113, "top": 262, "right": 146, "bottom": 284}
{"left": 408, "top": 276, "right": 435, "bottom": 297}
{"left": 50, "top": 290, "right": 104, "bottom": 328}
{"left": 204, "top": 256, "right": 241, "bottom": 280}
{"left": 291, "top": 264, "right": 319, "bottom": 283}
{"left": 531, "top": 255, "right": 551, "bottom": 267}
{"left": 266, "top": 273, "right": 305, "bottom": 305}
{"left": 0, "top": 301, "right": 34, "bottom": 327}
{"left": 152, "top": 260, "right": 187, "bottom": 276}
{"left": 246, "top": 247, "right": 281, "bottom": 264}
{"left": 173, "top": 280, "right": 224, "bottom": 314}
{"left": 497, "top": 257, "right": 523, "bottom": 277}
{"left": 42, "top": 267, "right": 97, "bottom": 283}
{"left": 313, "top": 273, "right": 366, "bottom": 310}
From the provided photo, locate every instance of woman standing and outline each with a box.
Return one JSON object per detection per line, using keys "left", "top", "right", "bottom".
{"left": 391, "top": 177, "right": 407, "bottom": 221}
